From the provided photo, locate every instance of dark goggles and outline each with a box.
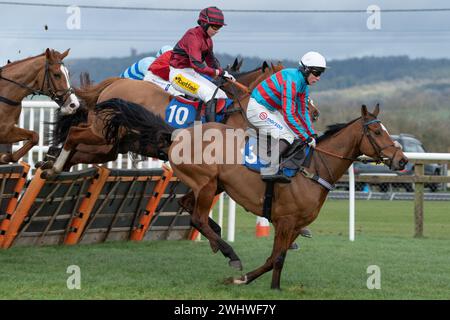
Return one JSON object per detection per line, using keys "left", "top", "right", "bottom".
{"left": 309, "top": 67, "right": 325, "bottom": 77}
{"left": 210, "top": 24, "right": 222, "bottom": 31}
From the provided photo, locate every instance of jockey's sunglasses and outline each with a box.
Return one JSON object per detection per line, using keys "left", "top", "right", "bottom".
{"left": 310, "top": 67, "right": 325, "bottom": 77}
{"left": 210, "top": 24, "right": 222, "bottom": 31}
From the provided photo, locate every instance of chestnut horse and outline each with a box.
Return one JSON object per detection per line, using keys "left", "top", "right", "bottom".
{"left": 168, "top": 103, "right": 408, "bottom": 289}
{"left": 0, "top": 48, "right": 79, "bottom": 163}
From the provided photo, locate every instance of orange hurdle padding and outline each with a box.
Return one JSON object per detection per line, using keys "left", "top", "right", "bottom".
{"left": 130, "top": 164, "right": 173, "bottom": 241}
{"left": 1, "top": 167, "right": 46, "bottom": 249}
{"left": 0, "top": 161, "right": 30, "bottom": 247}
{"left": 64, "top": 166, "right": 110, "bottom": 245}
{"left": 188, "top": 193, "right": 221, "bottom": 241}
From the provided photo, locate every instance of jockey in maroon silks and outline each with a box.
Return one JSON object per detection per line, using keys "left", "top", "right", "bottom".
{"left": 169, "top": 6, "right": 235, "bottom": 122}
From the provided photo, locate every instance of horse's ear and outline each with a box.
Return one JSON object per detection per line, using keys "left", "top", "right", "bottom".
{"left": 45, "top": 48, "right": 52, "bottom": 59}
{"left": 60, "top": 48, "right": 70, "bottom": 60}
{"left": 373, "top": 103, "right": 380, "bottom": 117}
{"left": 7, "top": 59, "right": 11, "bottom": 64}
{"left": 45, "top": 48, "right": 57, "bottom": 63}
{"left": 361, "top": 104, "right": 368, "bottom": 118}
{"left": 237, "top": 58, "right": 243, "bottom": 70}
{"left": 232, "top": 58, "right": 238, "bottom": 69}
{"left": 262, "top": 61, "right": 269, "bottom": 72}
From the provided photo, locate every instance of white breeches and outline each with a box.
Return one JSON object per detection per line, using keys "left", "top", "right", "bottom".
{"left": 143, "top": 71, "right": 183, "bottom": 96}
{"left": 169, "top": 67, "right": 227, "bottom": 102}
{"left": 246, "top": 97, "right": 296, "bottom": 144}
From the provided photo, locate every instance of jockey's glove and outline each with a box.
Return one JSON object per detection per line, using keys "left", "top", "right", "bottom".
{"left": 306, "top": 136, "right": 317, "bottom": 148}
{"left": 221, "top": 70, "right": 236, "bottom": 82}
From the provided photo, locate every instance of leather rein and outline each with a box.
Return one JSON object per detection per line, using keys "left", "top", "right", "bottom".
{"left": 315, "top": 118, "right": 400, "bottom": 166}
{"left": 0, "top": 60, "right": 73, "bottom": 107}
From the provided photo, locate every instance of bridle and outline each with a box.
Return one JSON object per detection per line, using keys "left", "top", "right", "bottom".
{"left": 315, "top": 117, "right": 401, "bottom": 167}
{"left": 362, "top": 119, "right": 400, "bottom": 166}
{"left": 0, "top": 58, "right": 74, "bottom": 107}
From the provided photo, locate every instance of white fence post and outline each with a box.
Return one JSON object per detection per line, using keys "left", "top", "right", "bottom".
{"left": 349, "top": 164, "right": 355, "bottom": 241}
{"left": 227, "top": 197, "right": 236, "bottom": 242}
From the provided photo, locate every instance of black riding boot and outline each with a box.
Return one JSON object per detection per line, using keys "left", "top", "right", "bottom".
{"left": 205, "top": 99, "right": 217, "bottom": 123}
{"left": 261, "top": 139, "right": 292, "bottom": 183}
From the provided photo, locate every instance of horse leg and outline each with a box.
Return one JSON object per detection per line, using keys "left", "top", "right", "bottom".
{"left": 0, "top": 127, "right": 38, "bottom": 163}
{"left": 180, "top": 189, "right": 222, "bottom": 237}
{"left": 42, "top": 125, "right": 107, "bottom": 178}
{"left": 62, "top": 150, "right": 119, "bottom": 171}
{"left": 227, "top": 218, "right": 298, "bottom": 289}
{"left": 191, "top": 180, "right": 242, "bottom": 270}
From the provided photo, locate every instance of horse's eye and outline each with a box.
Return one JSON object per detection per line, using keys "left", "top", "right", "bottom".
{"left": 54, "top": 73, "right": 62, "bottom": 79}
{"left": 375, "top": 130, "right": 381, "bottom": 136}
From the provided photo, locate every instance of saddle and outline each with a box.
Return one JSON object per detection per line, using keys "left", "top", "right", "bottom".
{"left": 243, "top": 132, "right": 313, "bottom": 178}
{"left": 164, "top": 96, "right": 232, "bottom": 128}
{"left": 174, "top": 96, "right": 228, "bottom": 116}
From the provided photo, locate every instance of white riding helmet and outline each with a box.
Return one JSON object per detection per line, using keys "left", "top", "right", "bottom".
{"left": 300, "top": 51, "right": 327, "bottom": 69}
{"left": 156, "top": 45, "right": 173, "bottom": 57}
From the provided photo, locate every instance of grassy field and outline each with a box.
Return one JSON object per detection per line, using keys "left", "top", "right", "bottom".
{"left": 0, "top": 200, "right": 449, "bottom": 299}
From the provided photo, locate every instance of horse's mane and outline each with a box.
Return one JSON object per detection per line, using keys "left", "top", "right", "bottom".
{"left": 317, "top": 117, "right": 361, "bottom": 143}
{"left": 230, "top": 64, "right": 264, "bottom": 77}
{"left": 2, "top": 52, "right": 45, "bottom": 69}
{"left": 74, "top": 77, "right": 121, "bottom": 109}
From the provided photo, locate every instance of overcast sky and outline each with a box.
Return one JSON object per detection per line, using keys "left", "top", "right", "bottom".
{"left": 2, "top": 0, "right": 450, "bottom": 64}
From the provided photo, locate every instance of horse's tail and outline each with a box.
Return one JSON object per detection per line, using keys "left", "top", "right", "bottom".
{"left": 95, "top": 98, "right": 174, "bottom": 158}
{"left": 74, "top": 77, "right": 120, "bottom": 110}
{"left": 46, "top": 107, "right": 89, "bottom": 146}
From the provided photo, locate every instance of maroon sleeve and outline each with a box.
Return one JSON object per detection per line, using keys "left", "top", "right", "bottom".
{"left": 182, "top": 31, "right": 218, "bottom": 77}
{"left": 205, "top": 51, "right": 221, "bottom": 70}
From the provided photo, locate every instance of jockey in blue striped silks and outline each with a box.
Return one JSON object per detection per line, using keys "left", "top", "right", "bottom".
{"left": 247, "top": 51, "right": 327, "bottom": 183}
{"left": 120, "top": 45, "right": 173, "bottom": 80}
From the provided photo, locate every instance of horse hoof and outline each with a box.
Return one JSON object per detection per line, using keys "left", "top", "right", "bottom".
{"left": 0, "top": 153, "right": 11, "bottom": 164}
{"left": 35, "top": 161, "right": 45, "bottom": 169}
{"left": 39, "top": 161, "right": 54, "bottom": 170}
{"left": 229, "top": 259, "right": 243, "bottom": 271}
{"left": 40, "top": 169, "right": 54, "bottom": 179}
{"left": 224, "top": 275, "right": 247, "bottom": 285}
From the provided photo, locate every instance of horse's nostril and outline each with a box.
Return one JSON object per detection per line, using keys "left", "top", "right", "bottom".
{"left": 70, "top": 103, "right": 76, "bottom": 108}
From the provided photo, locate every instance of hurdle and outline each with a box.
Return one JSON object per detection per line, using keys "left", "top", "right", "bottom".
{"left": 0, "top": 162, "right": 30, "bottom": 247}
{"left": 130, "top": 164, "right": 173, "bottom": 241}
{"left": 76, "top": 167, "right": 168, "bottom": 243}
{"left": 0, "top": 162, "right": 235, "bottom": 248}
{"left": 64, "top": 166, "right": 110, "bottom": 245}
{"left": 2, "top": 167, "right": 99, "bottom": 248}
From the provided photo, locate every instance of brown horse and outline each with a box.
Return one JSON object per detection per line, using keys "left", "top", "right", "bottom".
{"left": 43, "top": 62, "right": 285, "bottom": 172}
{"left": 0, "top": 48, "right": 79, "bottom": 163}
{"left": 168, "top": 102, "right": 408, "bottom": 289}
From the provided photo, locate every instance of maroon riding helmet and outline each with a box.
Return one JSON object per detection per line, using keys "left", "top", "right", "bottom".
{"left": 197, "top": 6, "right": 226, "bottom": 27}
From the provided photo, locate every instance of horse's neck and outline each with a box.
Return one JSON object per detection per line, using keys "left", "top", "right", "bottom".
{"left": 313, "top": 121, "right": 362, "bottom": 184}
{"left": 0, "top": 56, "right": 44, "bottom": 100}
{"left": 225, "top": 95, "right": 250, "bottom": 129}
{"left": 235, "top": 69, "right": 261, "bottom": 86}
{"left": 225, "top": 69, "right": 274, "bottom": 130}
